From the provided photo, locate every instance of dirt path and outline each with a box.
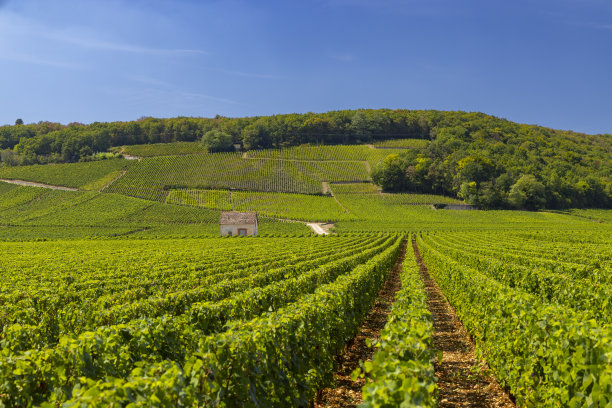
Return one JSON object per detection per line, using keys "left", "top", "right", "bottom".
{"left": 117, "top": 146, "right": 140, "bottom": 160}
{"left": 325, "top": 183, "right": 350, "bottom": 213}
{"left": 313, "top": 240, "right": 406, "bottom": 407}
{"left": 99, "top": 170, "right": 127, "bottom": 191}
{"left": 306, "top": 222, "right": 335, "bottom": 235}
{"left": 363, "top": 160, "right": 371, "bottom": 173}
{"left": 0, "top": 179, "right": 79, "bottom": 191}
{"left": 412, "top": 239, "right": 515, "bottom": 408}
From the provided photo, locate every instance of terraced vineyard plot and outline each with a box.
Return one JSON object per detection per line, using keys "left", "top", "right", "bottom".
{"left": 0, "top": 188, "right": 90, "bottom": 224}
{"left": 127, "top": 219, "right": 313, "bottom": 238}
{"left": 330, "top": 182, "right": 381, "bottom": 194}
{"left": 119, "top": 141, "right": 205, "bottom": 157}
{"left": 418, "top": 230, "right": 612, "bottom": 406}
{"left": 0, "top": 234, "right": 403, "bottom": 406}
{"left": 0, "top": 225, "right": 142, "bottom": 240}
{"left": 167, "top": 189, "right": 351, "bottom": 222}
{"left": 331, "top": 182, "right": 463, "bottom": 204}
{"left": 372, "top": 138, "right": 429, "bottom": 148}
{"left": 106, "top": 153, "right": 370, "bottom": 200}
{"left": 0, "top": 181, "right": 18, "bottom": 195}
{"left": 332, "top": 191, "right": 601, "bottom": 233}
{"left": 566, "top": 208, "right": 612, "bottom": 223}
{"left": 21, "top": 192, "right": 152, "bottom": 226}
{"left": 0, "top": 184, "right": 50, "bottom": 213}
{"left": 0, "top": 159, "right": 131, "bottom": 189}
{"left": 245, "top": 144, "right": 407, "bottom": 170}
{"left": 122, "top": 200, "right": 221, "bottom": 224}
{"left": 0, "top": 184, "right": 311, "bottom": 238}
{"left": 166, "top": 189, "right": 232, "bottom": 210}
{"left": 246, "top": 145, "right": 373, "bottom": 161}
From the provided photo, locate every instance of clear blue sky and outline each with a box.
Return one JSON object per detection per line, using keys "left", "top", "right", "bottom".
{"left": 1, "top": 0, "right": 611, "bottom": 134}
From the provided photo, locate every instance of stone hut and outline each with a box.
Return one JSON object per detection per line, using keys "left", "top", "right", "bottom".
{"left": 220, "top": 212, "right": 258, "bottom": 236}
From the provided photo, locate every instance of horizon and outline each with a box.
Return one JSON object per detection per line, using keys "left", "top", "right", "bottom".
{"left": 7, "top": 108, "right": 612, "bottom": 137}
{"left": 1, "top": 0, "right": 611, "bottom": 134}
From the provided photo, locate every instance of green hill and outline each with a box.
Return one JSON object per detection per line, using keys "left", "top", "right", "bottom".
{"left": 1, "top": 109, "right": 610, "bottom": 209}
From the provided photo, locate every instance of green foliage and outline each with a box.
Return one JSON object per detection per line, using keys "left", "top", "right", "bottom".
{"left": 418, "top": 232, "right": 612, "bottom": 406}
{"left": 371, "top": 154, "right": 407, "bottom": 192}
{"left": 57, "top": 236, "right": 403, "bottom": 407}
{"left": 373, "top": 138, "right": 429, "bottom": 148}
{"left": 166, "top": 189, "right": 233, "bottom": 210}
{"left": 200, "top": 129, "right": 234, "bottom": 152}
{"left": 509, "top": 174, "right": 547, "bottom": 210}
{"left": 330, "top": 182, "right": 380, "bottom": 194}
{"left": 360, "top": 241, "right": 437, "bottom": 407}
{"left": 0, "top": 235, "right": 402, "bottom": 406}
{"left": 242, "top": 122, "right": 271, "bottom": 150}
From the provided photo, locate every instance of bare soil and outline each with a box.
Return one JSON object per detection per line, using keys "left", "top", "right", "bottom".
{"left": 0, "top": 179, "right": 79, "bottom": 191}
{"left": 412, "top": 239, "right": 515, "bottom": 408}
{"left": 313, "top": 241, "right": 407, "bottom": 407}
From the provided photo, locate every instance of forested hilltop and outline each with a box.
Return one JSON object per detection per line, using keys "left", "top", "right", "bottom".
{"left": 1, "top": 109, "right": 610, "bottom": 209}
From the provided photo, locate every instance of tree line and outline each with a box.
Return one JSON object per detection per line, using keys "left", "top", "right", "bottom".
{"left": 0, "top": 110, "right": 430, "bottom": 164}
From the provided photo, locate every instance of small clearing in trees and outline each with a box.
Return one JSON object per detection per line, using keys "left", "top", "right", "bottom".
{"left": 412, "top": 239, "right": 515, "bottom": 408}
{"left": 313, "top": 240, "right": 406, "bottom": 408}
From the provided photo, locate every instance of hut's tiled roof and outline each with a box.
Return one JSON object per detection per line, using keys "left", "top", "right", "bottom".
{"left": 220, "top": 211, "right": 257, "bottom": 225}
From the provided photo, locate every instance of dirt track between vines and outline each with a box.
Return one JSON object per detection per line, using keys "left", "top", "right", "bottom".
{"left": 313, "top": 240, "right": 406, "bottom": 407}
{"left": 313, "top": 238, "right": 515, "bottom": 407}
{"left": 413, "top": 239, "right": 515, "bottom": 408}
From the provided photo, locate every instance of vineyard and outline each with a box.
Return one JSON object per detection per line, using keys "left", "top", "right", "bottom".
{"left": 0, "top": 159, "right": 131, "bottom": 189}
{"left": 166, "top": 189, "right": 351, "bottom": 222}
{"left": 0, "top": 234, "right": 406, "bottom": 406}
{"left": 0, "top": 182, "right": 312, "bottom": 239}
{"left": 417, "top": 231, "right": 612, "bottom": 406}
{"left": 104, "top": 153, "right": 370, "bottom": 200}
{"left": 0, "top": 140, "right": 611, "bottom": 407}
{"left": 117, "top": 141, "right": 206, "bottom": 157}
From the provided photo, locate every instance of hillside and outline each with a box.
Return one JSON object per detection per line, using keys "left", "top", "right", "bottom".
{"left": 1, "top": 141, "right": 610, "bottom": 240}
{"left": 2, "top": 109, "right": 610, "bottom": 210}
{"left": 0, "top": 137, "right": 611, "bottom": 406}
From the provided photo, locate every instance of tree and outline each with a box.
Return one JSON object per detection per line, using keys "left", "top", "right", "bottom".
{"left": 455, "top": 155, "right": 496, "bottom": 186}
{"left": 15, "top": 119, "right": 23, "bottom": 126}
{"left": 351, "top": 111, "right": 371, "bottom": 142}
{"left": 241, "top": 123, "right": 271, "bottom": 150}
{"left": 201, "top": 129, "right": 234, "bottom": 152}
{"left": 371, "top": 154, "right": 406, "bottom": 192}
{"left": 509, "top": 175, "right": 546, "bottom": 210}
